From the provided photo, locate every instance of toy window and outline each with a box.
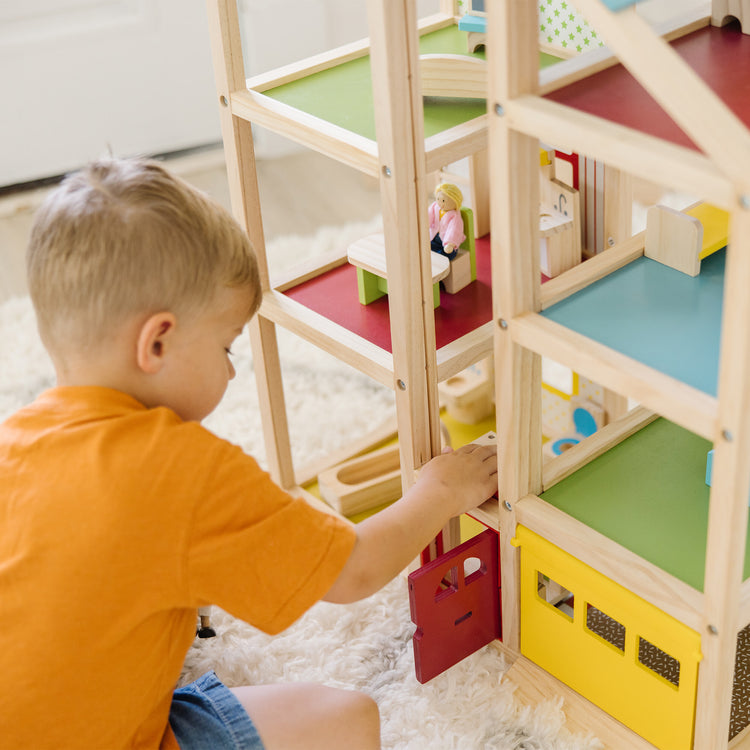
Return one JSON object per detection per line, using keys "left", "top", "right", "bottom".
{"left": 537, "top": 571, "right": 574, "bottom": 620}
{"left": 464, "top": 556, "right": 486, "bottom": 584}
{"left": 731, "top": 623, "right": 750, "bottom": 739}
{"left": 585, "top": 603, "right": 626, "bottom": 652}
{"left": 435, "top": 566, "right": 459, "bottom": 601}
{"left": 638, "top": 636, "right": 681, "bottom": 687}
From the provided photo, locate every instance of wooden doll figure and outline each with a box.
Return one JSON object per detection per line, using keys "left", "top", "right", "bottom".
{"left": 429, "top": 183, "right": 466, "bottom": 261}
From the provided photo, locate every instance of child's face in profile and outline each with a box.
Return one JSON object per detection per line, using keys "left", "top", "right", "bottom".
{"left": 159, "top": 286, "right": 251, "bottom": 422}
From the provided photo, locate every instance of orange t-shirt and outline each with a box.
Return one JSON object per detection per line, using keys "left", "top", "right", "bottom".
{"left": 0, "top": 387, "right": 356, "bottom": 749}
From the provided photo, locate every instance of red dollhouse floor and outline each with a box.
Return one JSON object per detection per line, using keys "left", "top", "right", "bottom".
{"left": 283, "top": 235, "right": 494, "bottom": 353}
{"left": 545, "top": 22, "right": 750, "bottom": 152}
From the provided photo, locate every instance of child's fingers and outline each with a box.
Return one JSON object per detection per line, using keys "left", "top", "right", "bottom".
{"left": 459, "top": 443, "right": 497, "bottom": 464}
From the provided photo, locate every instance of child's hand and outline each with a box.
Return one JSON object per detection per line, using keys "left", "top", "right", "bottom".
{"left": 418, "top": 443, "right": 498, "bottom": 518}
{"left": 326, "top": 443, "right": 498, "bottom": 603}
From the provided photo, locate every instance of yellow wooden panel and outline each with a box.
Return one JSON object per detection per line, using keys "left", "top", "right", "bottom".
{"left": 517, "top": 525, "right": 701, "bottom": 750}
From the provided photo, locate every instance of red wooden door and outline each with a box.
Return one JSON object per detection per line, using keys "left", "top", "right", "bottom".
{"left": 408, "top": 528, "right": 500, "bottom": 683}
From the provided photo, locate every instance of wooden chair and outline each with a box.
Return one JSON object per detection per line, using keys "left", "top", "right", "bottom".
{"left": 442, "top": 207, "right": 476, "bottom": 294}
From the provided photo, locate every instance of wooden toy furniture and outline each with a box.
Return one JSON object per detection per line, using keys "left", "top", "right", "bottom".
{"left": 538, "top": 208, "right": 578, "bottom": 278}
{"left": 438, "top": 356, "right": 494, "bottom": 425}
{"left": 196, "top": 606, "right": 216, "bottom": 638}
{"left": 457, "top": 0, "right": 486, "bottom": 53}
{"left": 539, "top": 163, "right": 582, "bottom": 277}
{"left": 541, "top": 371, "right": 612, "bottom": 441}
{"left": 347, "top": 206, "right": 476, "bottom": 307}
{"left": 317, "top": 442, "right": 402, "bottom": 516}
{"left": 713, "top": 0, "right": 750, "bottom": 33}
{"left": 347, "top": 233, "right": 450, "bottom": 308}
{"left": 542, "top": 395, "right": 606, "bottom": 459}
{"left": 419, "top": 54, "right": 487, "bottom": 98}
{"left": 441, "top": 206, "right": 476, "bottom": 294}
{"left": 645, "top": 202, "right": 730, "bottom": 277}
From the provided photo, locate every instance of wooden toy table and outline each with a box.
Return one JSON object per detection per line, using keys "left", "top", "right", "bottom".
{"left": 347, "top": 233, "right": 450, "bottom": 307}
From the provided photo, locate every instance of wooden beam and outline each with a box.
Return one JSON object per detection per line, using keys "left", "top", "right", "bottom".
{"left": 366, "top": 0, "right": 442, "bottom": 511}
{"left": 469, "top": 148, "right": 491, "bottom": 237}
{"left": 511, "top": 313, "right": 718, "bottom": 441}
{"left": 506, "top": 95, "right": 736, "bottom": 210}
{"left": 424, "top": 115, "right": 488, "bottom": 174}
{"left": 435, "top": 321, "right": 494, "bottom": 383}
{"left": 542, "top": 405, "right": 658, "bottom": 489}
{"left": 517, "top": 494, "right": 705, "bottom": 632}
{"left": 571, "top": 0, "right": 750, "bottom": 193}
{"left": 539, "top": 231, "right": 645, "bottom": 310}
{"left": 695, "top": 209, "right": 750, "bottom": 747}
{"left": 538, "top": 8, "right": 711, "bottom": 95}
{"left": 488, "top": 0, "right": 542, "bottom": 655}
{"left": 206, "top": 0, "right": 296, "bottom": 488}
{"left": 246, "top": 13, "right": 456, "bottom": 92}
{"left": 231, "top": 90, "right": 380, "bottom": 177}
{"left": 295, "top": 415, "right": 398, "bottom": 488}
{"left": 261, "top": 291, "right": 394, "bottom": 388}
{"left": 739, "top": 577, "right": 750, "bottom": 628}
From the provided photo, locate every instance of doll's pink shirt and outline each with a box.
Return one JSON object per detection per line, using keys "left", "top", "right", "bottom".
{"left": 428, "top": 202, "right": 465, "bottom": 249}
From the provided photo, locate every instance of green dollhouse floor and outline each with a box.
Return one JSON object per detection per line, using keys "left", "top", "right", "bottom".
{"left": 264, "top": 25, "right": 561, "bottom": 142}
{"left": 540, "top": 417, "right": 750, "bottom": 592}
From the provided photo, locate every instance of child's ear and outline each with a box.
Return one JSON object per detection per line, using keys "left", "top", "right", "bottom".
{"left": 136, "top": 312, "right": 177, "bottom": 374}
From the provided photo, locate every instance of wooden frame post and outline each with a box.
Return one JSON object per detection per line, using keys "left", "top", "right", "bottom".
{"left": 488, "top": 0, "right": 543, "bottom": 653}
{"left": 366, "top": 0, "right": 445, "bottom": 534}
{"left": 205, "top": 0, "right": 296, "bottom": 487}
{"left": 695, "top": 207, "right": 750, "bottom": 747}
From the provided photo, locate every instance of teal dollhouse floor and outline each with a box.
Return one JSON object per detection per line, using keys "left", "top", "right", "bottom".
{"left": 541, "top": 250, "right": 725, "bottom": 396}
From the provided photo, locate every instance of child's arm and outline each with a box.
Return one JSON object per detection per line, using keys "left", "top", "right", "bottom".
{"left": 323, "top": 443, "right": 497, "bottom": 603}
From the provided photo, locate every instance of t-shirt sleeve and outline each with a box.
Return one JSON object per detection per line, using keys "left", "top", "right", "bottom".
{"left": 184, "top": 433, "right": 357, "bottom": 634}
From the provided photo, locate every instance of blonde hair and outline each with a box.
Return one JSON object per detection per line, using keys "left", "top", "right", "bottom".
{"left": 27, "top": 158, "right": 260, "bottom": 354}
{"left": 435, "top": 182, "right": 463, "bottom": 209}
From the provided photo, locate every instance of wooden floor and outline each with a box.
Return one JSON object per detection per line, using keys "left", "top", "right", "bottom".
{"left": 0, "top": 146, "right": 382, "bottom": 304}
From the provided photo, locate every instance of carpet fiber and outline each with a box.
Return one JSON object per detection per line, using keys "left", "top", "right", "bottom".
{"left": 0, "top": 219, "right": 600, "bottom": 749}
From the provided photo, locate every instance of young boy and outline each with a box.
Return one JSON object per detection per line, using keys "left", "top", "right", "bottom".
{"left": 0, "top": 158, "right": 498, "bottom": 749}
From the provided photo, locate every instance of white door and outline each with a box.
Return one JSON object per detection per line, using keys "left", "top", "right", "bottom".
{"left": 0, "top": 0, "right": 221, "bottom": 187}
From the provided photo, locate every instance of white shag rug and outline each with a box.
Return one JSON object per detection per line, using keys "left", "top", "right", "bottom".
{"left": 0, "top": 218, "right": 601, "bottom": 750}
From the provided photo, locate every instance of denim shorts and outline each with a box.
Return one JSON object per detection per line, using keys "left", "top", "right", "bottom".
{"left": 170, "top": 671, "right": 264, "bottom": 750}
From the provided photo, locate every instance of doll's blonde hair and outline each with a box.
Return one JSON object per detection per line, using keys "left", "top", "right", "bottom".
{"left": 435, "top": 183, "right": 463, "bottom": 209}
{"left": 27, "top": 158, "right": 260, "bottom": 355}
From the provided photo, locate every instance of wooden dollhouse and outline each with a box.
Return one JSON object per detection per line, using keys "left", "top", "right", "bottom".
{"left": 205, "top": 1, "right": 750, "bottom": 747}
